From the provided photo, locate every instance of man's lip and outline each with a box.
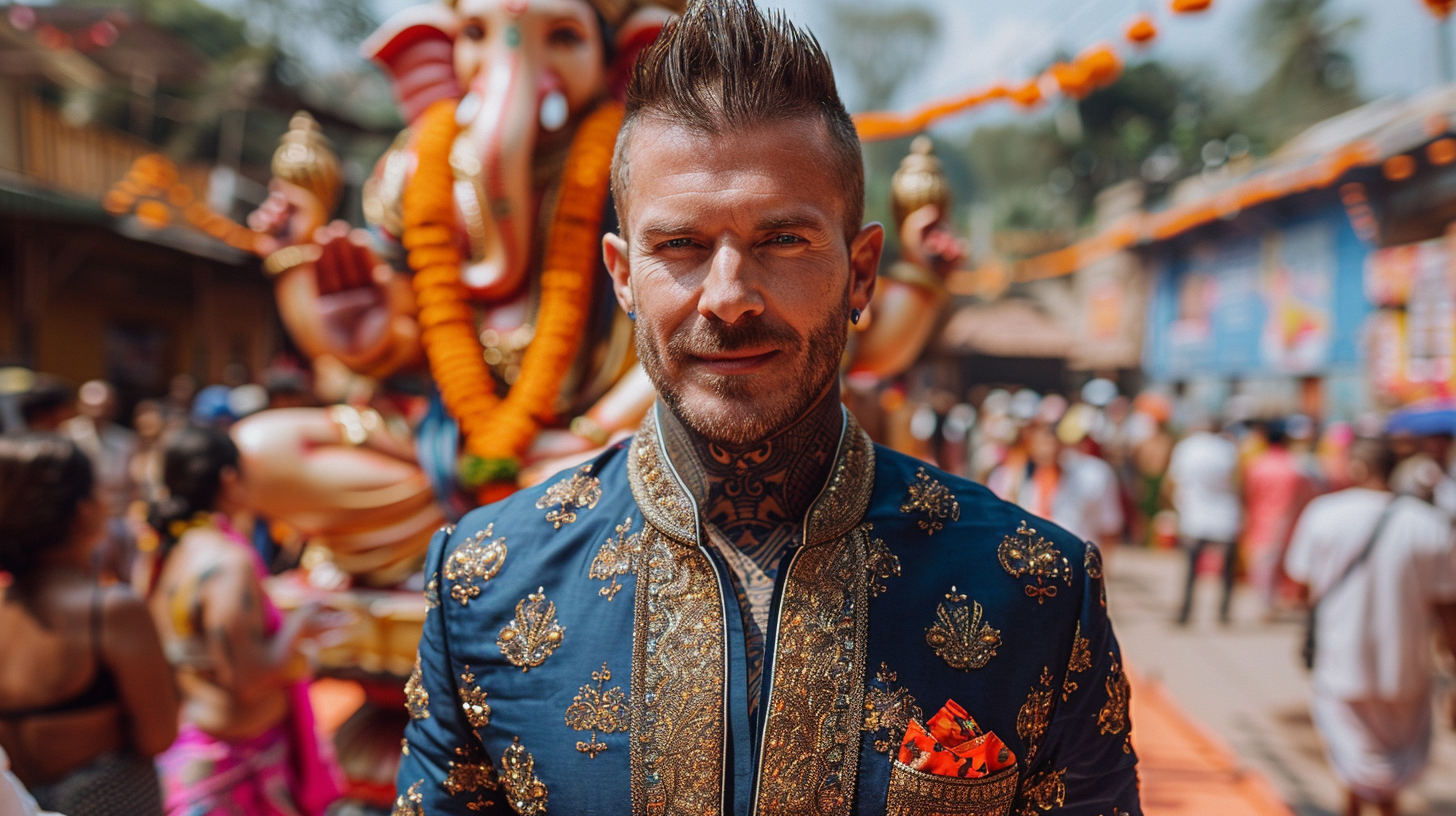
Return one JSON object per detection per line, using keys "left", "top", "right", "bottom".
{"left": 688, "top": 349, "right": 781, "bottom": 373}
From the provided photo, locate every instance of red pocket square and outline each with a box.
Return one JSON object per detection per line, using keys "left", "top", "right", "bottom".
{"left": 897, "top": 700, "right": 1016, "bottom": 778}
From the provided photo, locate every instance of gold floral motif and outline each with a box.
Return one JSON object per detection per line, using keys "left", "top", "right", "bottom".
{"left": 401, "top": 738, "right": 409, "bottom": 756}
{"left": 1062, "top": 622, "right": 1092, "bottom": 701}
{"left": 392, "top": 779, "right": 424, "bottom": 816}
{"left": 458, "top": 666, "right": 491, "bottom": 730}
{"left": 1015, "top": 768, "right": 1067, "bottom": 815}
{"left": 899, "top": 468, "right": 960, "bottom": 535}
{"left": 864, "top": 527, "right": 901, "bottom": 597}
{"left": 755, "top": 527, "right": 869, "bottom": 816}
{"left": 424, "top": 573, "right": 440, "bottom": 610}
{"left": 404, "top": 654, "right": 429, "bottom": 720}
{"left": 1085, "top": 541, "right": 1106, "bottom": 607}
{"left": 590, "top": 516, "right": 638, "bottom": 601}
{"left": 926, "top": 595, "right": 1002, "bottom": 671}
{"left": 1017, "top": 667, "right": 1056, "bottom": 763}
{"left": 499, "top": 738, "right": 548, "bottom": 816}
{"left": 496, "top": 587, "right": 565, "bottom": 671}
{"left": 863, "top": 662, "right": 923, "bottom": 754}
{"left": 443, "top": 742, "right": 498, "bottom": 811}
{"left": 565, "top": 662, "right": 627, "bottom": 758}
{"left": 1098, "top": 656, "right": 1132, "bottom": 752}
{"left": 535, "top": 464, "right": 602, "bottom": 529}
{"left": 999, "top": 522, "right": 1072, "bottom": 604}
{"left": 628, "top": 526, "right": 726, "bottom": 816}
{"left": 886, "top": 761, "right": 1019, "bottom": 816}
{"left": 444, "top": 524, "right": 507, "bottom": 606}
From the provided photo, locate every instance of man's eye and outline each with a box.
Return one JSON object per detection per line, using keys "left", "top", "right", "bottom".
{"left": 662, "top": 238, "right": 695, "bottom": 249}
{"left": 770, "top": 234, "right": 802, "bottom": 245}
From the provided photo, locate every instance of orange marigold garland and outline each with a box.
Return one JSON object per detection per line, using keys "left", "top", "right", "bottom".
{"left": 404, "top": 97, "right": 622, "bottom": 500}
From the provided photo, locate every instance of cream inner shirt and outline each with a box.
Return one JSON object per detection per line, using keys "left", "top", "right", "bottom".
{"left": 1285, "top": 489, "right": 1456, "bottom": 700}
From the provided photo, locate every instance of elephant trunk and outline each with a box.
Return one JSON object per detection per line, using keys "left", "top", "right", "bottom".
{"left": 454, "top": 48, "right": 541, "bottom": 300}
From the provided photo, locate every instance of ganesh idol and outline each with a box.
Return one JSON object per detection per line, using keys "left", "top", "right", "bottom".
{"left": 235, "top": 0, "right": 685, "bottom": 589}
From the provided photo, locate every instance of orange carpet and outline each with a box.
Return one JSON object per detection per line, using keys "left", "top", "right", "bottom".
{"left": 1131, "top": 671, "right": 1294, "bottom": 815}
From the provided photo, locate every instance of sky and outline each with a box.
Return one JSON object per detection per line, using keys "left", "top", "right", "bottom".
{"left": 357, "top": 0, "right": 1447, "bottom": 137}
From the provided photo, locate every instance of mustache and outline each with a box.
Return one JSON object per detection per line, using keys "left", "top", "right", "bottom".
{"left": 666, "top": 316, "right": 801, "bottom": 359}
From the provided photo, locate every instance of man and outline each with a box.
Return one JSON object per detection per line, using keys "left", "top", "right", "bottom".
{"left": 1166, "top": 415, "right": 1242, "bottom": 625}
{"left": 1285, "top": 437, "right": 1456, "bottom": 816}
{"left": 396, "top": 2, "right": 1141, "bottom": 813}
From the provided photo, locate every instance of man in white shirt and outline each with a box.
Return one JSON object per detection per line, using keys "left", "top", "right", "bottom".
{"left": 1285, "top": 436, "right": 1456, "bottom": 816}
{"left": 1167, "top": 418, "right": 1242, "bottom": 624}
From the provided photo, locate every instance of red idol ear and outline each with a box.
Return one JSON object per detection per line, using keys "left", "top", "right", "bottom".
{"left": 609, "top": 6, "right": 675, "bottom": 101}
{"left": 362, "top": 5, "right": 463, "bottom": 125}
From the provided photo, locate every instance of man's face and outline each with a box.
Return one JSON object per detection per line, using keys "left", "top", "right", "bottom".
{"left": 604, "top": 117, "right": 882, "bottom": 445}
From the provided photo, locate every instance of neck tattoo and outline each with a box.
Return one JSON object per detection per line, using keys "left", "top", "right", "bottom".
{"left": 660, "top": 386, "right": 843, "bottom": 573}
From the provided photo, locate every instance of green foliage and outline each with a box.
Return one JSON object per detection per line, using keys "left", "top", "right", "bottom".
{"left": 1244, "top": 0, "right": 1363, "bottom": 149}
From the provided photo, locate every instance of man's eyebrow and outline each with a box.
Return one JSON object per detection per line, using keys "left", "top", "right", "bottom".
{"left": 755, "top": 214, "right": 830, "bottom": 233}
{"left": 635, "top": 222, "right": 699, "bottom": 242}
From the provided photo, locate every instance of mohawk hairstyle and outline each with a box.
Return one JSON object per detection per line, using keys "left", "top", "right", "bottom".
{"left": 610, "top": 0, "right": 865, "bottom": 239}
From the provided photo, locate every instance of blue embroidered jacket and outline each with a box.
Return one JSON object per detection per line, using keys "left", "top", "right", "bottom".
{"left": 396, "top": 407, "right": 1141, "bottom": 815}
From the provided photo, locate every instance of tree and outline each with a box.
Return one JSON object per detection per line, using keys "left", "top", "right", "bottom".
{"left": 1244, "top": 0, "right": 1363, "bottom": 150}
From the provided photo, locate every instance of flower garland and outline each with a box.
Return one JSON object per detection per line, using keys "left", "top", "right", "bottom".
{"left": 403, "top": 97, "right": 622, "bottom": 501}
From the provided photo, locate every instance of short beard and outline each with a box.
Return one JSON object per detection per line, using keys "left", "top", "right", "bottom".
{"left": 637, "top": 288, "right": 850, "bottom": 446}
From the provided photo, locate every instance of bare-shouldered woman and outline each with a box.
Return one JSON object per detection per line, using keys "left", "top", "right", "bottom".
{"left": 0, "top": 434, "right": 178, "bottom": 816}
{"left": 141, "top": 426, "right": 340, "bottom": 816}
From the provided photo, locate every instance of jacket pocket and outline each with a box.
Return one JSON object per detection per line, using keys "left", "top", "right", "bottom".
{"left": 885, "top": 760, "right": 1019, "bottom": 816}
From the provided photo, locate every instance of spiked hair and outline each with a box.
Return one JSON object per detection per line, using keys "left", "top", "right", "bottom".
{"left": 611, "top": 0, "right": 865, "bottom": 240}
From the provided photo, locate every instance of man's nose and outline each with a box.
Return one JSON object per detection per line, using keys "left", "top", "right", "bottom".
{"left": 697, "top": 244, "right": 764, "bottom": 325}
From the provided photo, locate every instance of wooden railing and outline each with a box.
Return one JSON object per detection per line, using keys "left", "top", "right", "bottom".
{"left": 16, "top": 95, "right": 210, "bottom": 201}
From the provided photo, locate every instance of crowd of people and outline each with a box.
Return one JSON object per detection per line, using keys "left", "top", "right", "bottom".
{"left": 900, "top": 379, "right": 1456, "bottom": 815}
{"left": 0, "top": 369, "right": 339, "bottom": 816}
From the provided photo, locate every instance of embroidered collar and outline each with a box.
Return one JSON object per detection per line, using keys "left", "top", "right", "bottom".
{"left": 626, "top": 403, "right": 876, "bottom": 549}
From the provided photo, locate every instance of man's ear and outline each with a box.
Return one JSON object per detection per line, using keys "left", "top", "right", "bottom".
{"left": 848, "top": 222, "right": 884, "bottom": 312}
{"left": 603, "top": 232, "right": 635, "bottom": 316}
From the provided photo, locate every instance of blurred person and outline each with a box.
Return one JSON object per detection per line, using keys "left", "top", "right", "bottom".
{"left": 992, "top": 419, "right": 1122, "bottom": 546}
{"left": 1129, "top": 391, "right": 1176, "bottom": 546}
{"left": 128, "top": 400, "right": 167, "bottom": 505}
{"left": 145, "top": 426, "right": 340, "bottom": 816}
{"left": 62, "top": 382, "right": 138, "bottom": 581}
{"left": 163, "top": 375, "right": 197, "bottom": 433}
{"left": 1318, "top": 421, "right": 1357, "bottom": 491}
{"left": 1167, "top": 416, "right": 1242, "bottom": 625}
{"left": 17, "top": 376, "right": 73, "bottom": 432}
{"left": 260, "top": 368, "right": 314, "bottom": 411}
{"left": 1285, "top": 437, "right": 1456, "bottom": 816}
{"left": 0, "top": 745, "right": 57, "bottom": 816}
{"left": 0, "top": 434, "right": 177, "bottom": 816}
{"left": 1242, "top": 418, "right": 1315, "bottom": 618}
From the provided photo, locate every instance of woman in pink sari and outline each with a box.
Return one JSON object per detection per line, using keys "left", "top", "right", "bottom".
{"left": 142, "top": 426, "right": 340, "bottom": 816}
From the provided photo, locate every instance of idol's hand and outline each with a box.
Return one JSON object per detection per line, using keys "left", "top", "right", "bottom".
{"left": 899, "top": 204, "right": 964, "bottom": 279}
{"left": 248, "top": 179, "right": 331, "bottom": 255}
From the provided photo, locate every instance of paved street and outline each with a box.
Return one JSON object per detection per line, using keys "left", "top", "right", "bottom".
{"left": 1109, "top": 547, "right": 1456, "bottom": 816}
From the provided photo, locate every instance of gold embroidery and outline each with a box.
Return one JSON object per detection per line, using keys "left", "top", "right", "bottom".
{"left": 459, "top": 666, "right": 491, "bottom": 730}
{"left": 1098, "top": 656, "right": 1132, "bottom": 752}
{"left": 496, "top": 587, "right": 565, "bottom": 671}
{"left": 886, "top": 761, "right": 1019, "bottom": 816}
{"left": 424, "top": 573, "right": 440, "bottom": 610}
{"left": 565, "top": 662, "right": 627, "bottom": 758}
{"left": 999, "top": 522, "right": 1072, "bottom": 604}
{"left": 1085, "top": 541, "right": 1106, "bottom": 607}
{"left": 628, "top": 526, "right": 726, "bottom": 816}
{"left": 628, "top": 414, "right": 697, "bottom": 541}
{"left": 926, "top": 594, "right": 1002, "bottom": 671}
{"left": 445, "top": 524, "right": 507, "bottom": 606}
{"left": 802, "top": 413, "right": 876, "bottom": 546}
{"left": 865, "top": 527, "right": 901, "bottom": 597}
{"left": 401, "top": 738, "right": 409, "bottom": 756}
{"left": 1016, "top": 767, "right": 1067, "bottom": 815}
{"left": 535, "top": 465, "right": 602, "bottom": 529}
{"left": 392, "top": 779, "right": 424, "bottom": 816}
{"left": 863, "top": 662, "right": 923, "bottom": 754}
{"left": 590, "top": 516, "right": 638, "bottom": 601}
{"left": 1062, "top": 622, "right": 1092, "bottom": 701}
{"left": 500, "top": 738, "right": 548, "bottom": 816}
{"left": 441, "top": 523, "right": 457, "bottom": 536}
{"left": 755, "top": 527, "right": 869, "bottom": 816}
{"left": 443, "top": 742, "right": 498, "bottom": 810}
{"left": 1017, "top": 667, "right": 1055, "bottom": 763}
{"left": 900, "top": 468, "right": 961, "bottom": 535}
{"left": 404, "top": 654, "right": 429, "bottom": 720}
{"left": 944, "top": 586, "right": 967, "bottom": 603}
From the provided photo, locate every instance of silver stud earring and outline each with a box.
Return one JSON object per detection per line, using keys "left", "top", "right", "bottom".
{"left": 628, "top": 310, "right": 636, "bottom": 321}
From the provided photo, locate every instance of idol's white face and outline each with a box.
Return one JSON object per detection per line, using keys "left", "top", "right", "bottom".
{"left": 604, "top": 115, "right": 882, "bottom": 444}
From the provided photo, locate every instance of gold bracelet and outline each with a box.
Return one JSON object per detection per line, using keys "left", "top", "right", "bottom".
{"left": 569, "top": 415, "right": 610, "bottom": 447}
{"left": 263, "top": 243, "right": 323, "bottom": 278}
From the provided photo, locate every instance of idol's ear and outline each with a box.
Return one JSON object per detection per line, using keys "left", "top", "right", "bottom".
{"left": 608, "top": 6, "right": 675, "bottom": 100}
{"left": 361, "top": 4, "right": 463, "bottom": 125}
